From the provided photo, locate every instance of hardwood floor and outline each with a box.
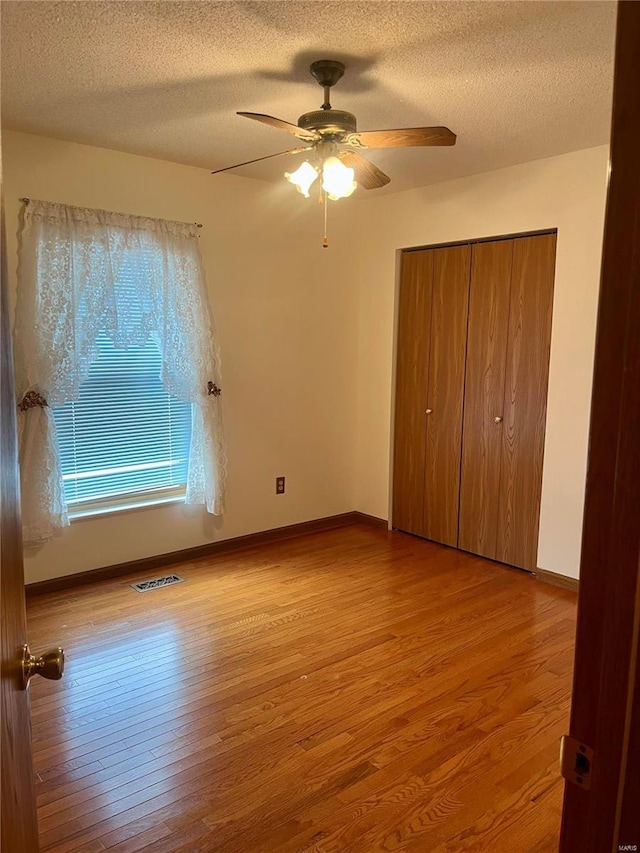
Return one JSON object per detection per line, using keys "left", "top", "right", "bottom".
{"left": 26, "top": 523, "right": 576, "bottom": 852}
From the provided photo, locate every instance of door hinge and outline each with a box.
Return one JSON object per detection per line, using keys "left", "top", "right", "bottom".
{"left": 560, "top": 734, "right": 594, "bottom": 790}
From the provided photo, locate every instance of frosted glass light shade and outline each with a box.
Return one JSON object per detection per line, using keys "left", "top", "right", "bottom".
{"left": 285, "top": 161, "right": 319, "bottom": 197}
{"left": 322, "top": 156, "right": 357, "bottom": 200}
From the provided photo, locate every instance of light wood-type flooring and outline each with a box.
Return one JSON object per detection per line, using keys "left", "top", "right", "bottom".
{"left": 26, "top": 523, "right": 577, "bottom": 852}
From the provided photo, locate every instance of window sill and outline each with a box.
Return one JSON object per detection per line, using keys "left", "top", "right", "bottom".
{"left": 68, "top": 491, "right": 186, "bottom": 522}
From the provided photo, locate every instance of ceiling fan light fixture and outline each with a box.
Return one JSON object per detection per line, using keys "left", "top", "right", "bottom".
{"left": 321, "top": 156, "right": 357, "bottom": 200}
{"left": 285, "top": 161, "right": 319, "bottom": 197}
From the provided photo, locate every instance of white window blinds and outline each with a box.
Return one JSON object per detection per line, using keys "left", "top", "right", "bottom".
{"left": 52, "top": 331, "right": 192, "bottom": 509}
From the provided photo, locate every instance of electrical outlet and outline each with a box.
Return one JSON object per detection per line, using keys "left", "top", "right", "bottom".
{"left": 276, "top": 476, "right": 285, "bottom": 495}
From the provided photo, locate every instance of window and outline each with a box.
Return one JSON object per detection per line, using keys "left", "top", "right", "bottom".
{"left": 53, "top": 331, "right": 192, "bottom": 516}
{"left": 15, "top": 199, "right": 225, "bottom": 544}
{"left": 50, "top": 247, "right": 195, "bottom": 518}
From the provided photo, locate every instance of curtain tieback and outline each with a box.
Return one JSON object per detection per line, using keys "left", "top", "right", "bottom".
{"left": 207, "top": 381, "right": 222, "bottom": 397}
{"left": 18, "top": 390, "right": 49, "bottom": 411}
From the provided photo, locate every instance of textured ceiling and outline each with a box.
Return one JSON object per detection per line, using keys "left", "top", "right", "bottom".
{"left": 1, "top": 1, "right": 616, "bottom": 194}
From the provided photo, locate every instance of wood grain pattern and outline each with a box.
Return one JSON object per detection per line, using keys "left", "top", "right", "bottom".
{"left": 236, "top": 112, "right": 319, "bottom": 142}
{"left": 459, "top": 239, "right": 514, "bottom": 560}
{"left": 338, "top": 151, "right": 391, "bottom": 189}
{"left": 26, "top": 523, "right": 576, "bottom": 853}
{"left": 537, "top": 569, "right": 579, "bottom": 593}
{"left": 423, "top": 244, "right": 471, "bottom": 546}
{"left": 496, "top": 233, "right": 556, "bottom": 571}
{"left": 560, "top": 4, "right": 640, "bottom": 849}
{"left": 392, "top": 250, "right": 433, "bottom": 536}
{"left": 352, "top": 126, "right": 456, "bottom": 148}
{"left": 618, "top": 642, "right": 640, "bottom": 846}
{"left": 1, "top": 197, "right": 40, "bottom": 850}
{"left": 25, "top": 511, "right": 385, "bottom": 598}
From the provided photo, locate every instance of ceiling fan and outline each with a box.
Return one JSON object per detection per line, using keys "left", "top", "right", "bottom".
{"left": 211, "top": 59, "right": 457, "bottom": 195}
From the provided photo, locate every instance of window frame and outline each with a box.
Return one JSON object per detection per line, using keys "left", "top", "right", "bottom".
{"left": 67, "top": 485, "right": 186, "bottom": 521}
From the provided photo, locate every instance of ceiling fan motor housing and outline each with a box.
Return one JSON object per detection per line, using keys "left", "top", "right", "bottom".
{"left": 309, "top": 60, "right": 345, "bottom": 88}
{"left": 298, "top": 109, "right": 357, "bottom": 135}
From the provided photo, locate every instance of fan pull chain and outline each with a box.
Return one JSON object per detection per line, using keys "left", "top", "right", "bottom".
{"left": 322, "top": 190, "right": 329, "bottom": 248}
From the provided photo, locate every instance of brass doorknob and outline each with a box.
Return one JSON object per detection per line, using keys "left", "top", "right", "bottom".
{"left": 426, "top": 409, "right": 433, "bottom": 415}
{"left": 21, "top": 644, "right": 64, "bottom": 690}
{"left": 494, "top": 416, "right": 503, "bottom": 423}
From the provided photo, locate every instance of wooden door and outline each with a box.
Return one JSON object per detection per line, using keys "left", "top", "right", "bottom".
{"left": 458, "top": 239, "right": 514, "bottom": 560}
{"left": 1, "top": 198, "right": 40, "bottom": 848}
{"left": 560, "top": 2, "right": 640, "bottom": 848}
{"left": 496, "top": 233, "right": 556, "bottom": 570}
{"left": 423, "top": 244, "right": 471, "bottom": 546}
{"left": 392, "top": 250, "right": 433, "bottom": 536}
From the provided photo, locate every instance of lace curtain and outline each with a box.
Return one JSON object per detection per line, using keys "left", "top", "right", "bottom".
{"left": 14, "top": 199, "right": 226, "bottom": 544}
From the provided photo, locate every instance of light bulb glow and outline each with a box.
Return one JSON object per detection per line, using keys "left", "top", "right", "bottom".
{"left": 322, "top": 156, "right": 357, "bottom": 200}
{"left": 285, "top": 161, "right": 318, "bottom": 198}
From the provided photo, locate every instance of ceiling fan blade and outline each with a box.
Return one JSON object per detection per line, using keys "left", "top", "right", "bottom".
{"left": 237, "top": 112, "right": 320, "bottom": 142}
{"left": 346, "top": 126, "right": 456, "bottom": 149}
{"left": 339, "top": 151, "right": 390, "bottom": 190}
{"left": 211, "top": 147, "right": 308, "bottom": 175}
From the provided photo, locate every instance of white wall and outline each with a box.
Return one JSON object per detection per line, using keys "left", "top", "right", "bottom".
{"left": 2, "top": 131, "right": 359, "bottom": 583}
{"left": 2, "top": 133, "right": 609, "bottom": 583}
{"left": 350, "top": 146, "right": 609, "bottom": 579}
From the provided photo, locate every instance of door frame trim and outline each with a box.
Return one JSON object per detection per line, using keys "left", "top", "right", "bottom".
{"left": 559, "top": 2, "right": 640, "bottom": 849}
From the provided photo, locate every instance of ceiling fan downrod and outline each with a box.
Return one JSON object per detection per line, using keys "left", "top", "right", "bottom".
{"left": 309, "top": 59, "right": 345, "bottom": 111}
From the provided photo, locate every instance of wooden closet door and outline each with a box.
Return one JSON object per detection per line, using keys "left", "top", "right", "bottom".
{"left": 423, "top": 244, "right": 471, "bottom": 546}
{"left": 496, "top": 233, "right": 556, "bottom": 570}
{"left": 459, "top": 239, "right": 514, "bottom": 560}
{"left": 392, "top": 250, "right": 433, "bottom": 536}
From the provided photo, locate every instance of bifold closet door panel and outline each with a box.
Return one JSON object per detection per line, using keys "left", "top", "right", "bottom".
{"left": 392, "top": 250, "right": 434, "bottom": 536}
{"left": 459, "top": 239, "right": 514, "bottom": 560}
{"left": 423, "top": 244, "right": 471, "bottom": 546}
{"left": 496, "top": 233, "right": 556, "bottom": 571}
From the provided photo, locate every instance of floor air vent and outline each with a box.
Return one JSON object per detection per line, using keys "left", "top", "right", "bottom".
{"left": 130, "top": 574, "right": 185, "bottom": 593}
